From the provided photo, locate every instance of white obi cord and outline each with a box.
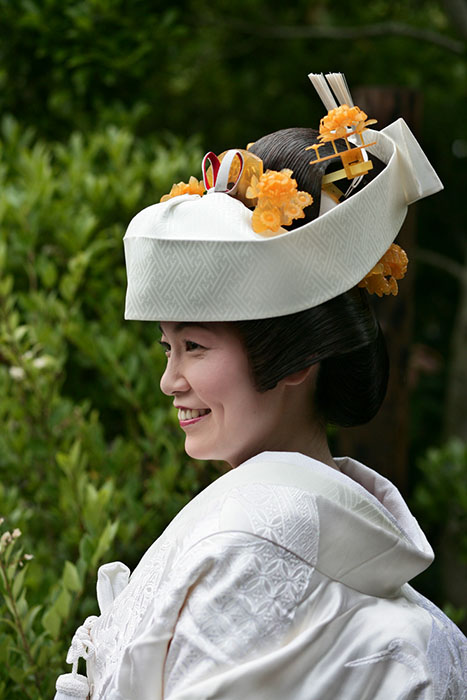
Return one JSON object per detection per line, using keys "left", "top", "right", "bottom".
{"left": 54, "top": 562, "right": 130, "bottom": 700}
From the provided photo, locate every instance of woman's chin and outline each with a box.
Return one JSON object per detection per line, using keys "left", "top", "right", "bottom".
{"left": 185, "top": 439, "right": 257, "bottom": 468}
{"left": 184, "top": 439, "right": 236, "bottom": 466}
{"left": 184, "top": 439, "right": 218, "bottom": 462}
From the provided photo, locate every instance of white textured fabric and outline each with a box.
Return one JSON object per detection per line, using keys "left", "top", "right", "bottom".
{"left": 54, "top": 672, "right": 89, "bottom": 699}
{"left": 56, "top": 452, "right": 467, "bottom": 699}
{"left": 123, "top": 120, "right": 443, "bottom": 321}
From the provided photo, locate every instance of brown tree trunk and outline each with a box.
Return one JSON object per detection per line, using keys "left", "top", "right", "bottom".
{"left": 335, "top": 87, "right": 423, "bottom": 495}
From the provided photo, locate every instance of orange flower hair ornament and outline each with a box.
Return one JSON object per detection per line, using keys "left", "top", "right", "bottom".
{"left": 246, "top": 169, "right": 313, "bottom": 236}
{"left": 319, "top": 104, "right": 377, "bottom": 143}
{"left": 160, "top": 150, "right": 313, "bottom": 237}
{"left": 160, "top": 176, "right": 205, "bottom": 202}
{"left": 307, "top": 94, "right": 408, "bottom": 297}
{"left": 358, "top": 244, "right": 408, "bottom": 297}
{"left": 306, "top": 104, "right": 377, "bottom": 190}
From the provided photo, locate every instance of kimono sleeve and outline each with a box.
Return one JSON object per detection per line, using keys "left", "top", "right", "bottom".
{"left": 102, "top": 529, "right": 315, "bottom": 700}
{"left": 163, "top": 530, "right": 315, "bottom": 697}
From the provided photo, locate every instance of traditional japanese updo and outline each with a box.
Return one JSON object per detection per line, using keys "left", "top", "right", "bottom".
{"left": 233, "top": 127, "right": 389, "bottom": 427}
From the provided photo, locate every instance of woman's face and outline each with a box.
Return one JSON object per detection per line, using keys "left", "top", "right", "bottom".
{"left": 159, "top": 322, "right": 291, "bottom": 467}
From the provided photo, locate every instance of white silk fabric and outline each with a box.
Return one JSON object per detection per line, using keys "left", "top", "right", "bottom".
{"left": 56, "top": 453, "right": 467, "bottom": 699}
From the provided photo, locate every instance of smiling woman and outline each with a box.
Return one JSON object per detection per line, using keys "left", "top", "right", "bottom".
{"left": 54, "top": 73, "right": 466, "bottom": 700}
{"left": 160, "top": 322, "right": 268, "bottom": 466}
{"left": 159, "top": 321, "right": 333, "bottom": 469}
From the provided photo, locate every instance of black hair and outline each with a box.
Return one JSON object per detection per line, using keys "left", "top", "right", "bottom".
{"left": 232, "top": 127, "right": 389, "bottom": 427}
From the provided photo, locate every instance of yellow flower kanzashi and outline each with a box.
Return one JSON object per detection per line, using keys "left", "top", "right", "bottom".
{"left": 246, "top": 169, "right": 313, "bottom": 236}
{"left": 160, "top": 176, "right": 205, "bottom": 202}
{"left": 319, "top": 105, "right": 377, "bottom": 143}
{"left": 358, "top": 244, "right": 408, "bottom": 297}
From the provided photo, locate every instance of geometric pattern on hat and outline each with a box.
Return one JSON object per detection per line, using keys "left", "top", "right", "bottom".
{"left": 124, "top": 120, "right": 442, "bottom": 321}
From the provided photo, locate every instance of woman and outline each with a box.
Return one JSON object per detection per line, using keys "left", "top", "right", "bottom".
{"left": 55, "top": 74, "right": 466, "bottom": 699}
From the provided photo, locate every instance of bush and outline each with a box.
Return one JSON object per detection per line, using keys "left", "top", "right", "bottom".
{"left": 411, "top": 438, "right": 467, "bottom": 629}
{"left": 0, "top": 117, "right": 219, "bottom": 697}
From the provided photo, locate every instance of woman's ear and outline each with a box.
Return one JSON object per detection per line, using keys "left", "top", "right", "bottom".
{"left": 281, "top": 364, "right": 317, "bottom": 387}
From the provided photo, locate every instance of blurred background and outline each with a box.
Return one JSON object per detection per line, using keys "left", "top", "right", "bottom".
{"left": 0, "top": 1, "right": 466, "bottom": 695}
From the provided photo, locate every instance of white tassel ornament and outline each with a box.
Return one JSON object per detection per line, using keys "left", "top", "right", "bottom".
{"left": 54, "top": 671, "right": 90, "bottom": 699}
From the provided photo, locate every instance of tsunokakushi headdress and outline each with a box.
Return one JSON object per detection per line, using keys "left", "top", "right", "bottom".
{"left": 123, "top": 72, "right": 442, "bottom": 322}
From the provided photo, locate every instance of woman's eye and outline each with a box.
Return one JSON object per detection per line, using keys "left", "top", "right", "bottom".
{"left": 185, "top": 340, "right": 203, "bottom": 351}
{"left": 158, "top": 338, "right": 205, "bottom": 355}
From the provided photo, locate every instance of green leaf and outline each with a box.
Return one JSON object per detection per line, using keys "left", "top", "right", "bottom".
{"left": 11, "top": 566, "right": 26, "bottom": 600}
{"left": 91, "top": 520, "right": 119, "bottom": 568}
{"left": 16, "top": 591, "right": 28, "bottom": 618}
{"left": 0, "top": 637, "right": 10, "bottom": 663}
{"left": 79, "top": 533, "right": 94, "bottom": 565}
{"left": 55, "top": 587, "right": 71, "bottom": 619}
{"left": 42, "top": 607, "right": 61, "bottom": 639}
{"left": 0, "top": 240, "right": 6, "bottom": 272}
{"left": 7, "top": 665, "right": 26, "bottom": 684}
{"left": 59, "top": 272, "right": 77, "bottom": 302}
{"left": 0, "top": 274, "right": 13, "bottom": 297}
{"left": 4, "top": 596, "right": 17, "bottom": 619}
{"left": 0, "top": 616, "right": 19, "bottom": 634}
{"left": 62, "top": 561, "right": 81, "bottom": 593}
{"left": 37, "top": 256, "right": 58, "bottom": 288}
{"left": 30, "top": 630, "right": 48, "bottom": 657}
{"left": 12, "top": 327, "right": 29, "bottom": 345}
{"left": 23, "top": 604, "right": 42, "bottom": 634}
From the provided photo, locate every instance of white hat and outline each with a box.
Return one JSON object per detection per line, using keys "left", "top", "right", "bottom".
{"left": 124, "top": 84, "right": 442, "bottom": 322}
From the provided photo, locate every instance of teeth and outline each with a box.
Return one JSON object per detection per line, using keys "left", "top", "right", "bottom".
{"left": 179, "top": 408, "right": 210, "bottom": 421}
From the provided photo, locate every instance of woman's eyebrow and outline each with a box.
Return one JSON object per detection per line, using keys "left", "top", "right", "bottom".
{"left": 159, "top": 322, "right": 210, "bottom": 335}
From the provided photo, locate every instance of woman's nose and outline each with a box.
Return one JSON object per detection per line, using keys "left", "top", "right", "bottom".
{"left": 160, "top": 357, "right": 190, "bottom": 396}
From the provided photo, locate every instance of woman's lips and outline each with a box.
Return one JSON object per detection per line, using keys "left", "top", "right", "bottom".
{"left": 177, "top": 407, "right": 211, "bottom": 426}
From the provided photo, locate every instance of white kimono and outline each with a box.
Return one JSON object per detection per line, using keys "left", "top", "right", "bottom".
{"left": 55, "top": 452, "right": 467, "bottom": 699}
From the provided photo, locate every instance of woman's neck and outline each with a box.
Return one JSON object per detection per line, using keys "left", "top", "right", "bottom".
{"left": 266, "top": 415, "right": 337, "bottom": 471}
{"left": 272, "top": 369, "right": 338, "bottom": 470}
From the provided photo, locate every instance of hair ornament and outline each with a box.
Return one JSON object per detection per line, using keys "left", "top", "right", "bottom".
{"left": 308, "top": 72, "right": 409, "bottom": 296}
{"left": 306, "top": 75, "right": 378, "bottom": 192}
{"left": 160, "top": 176, "right": 205, "bottom": 202}
{"left": 319, "top": 104, "right": 377, "bottom": 144}
{"left": 246, "top": 169, "right": 313, "bottom": 236}
{"left": 358, "top": 244, "right": 408, "bottom": 297}
{"left": 161, "top": 148, "right": 313, "bottom": 237}
{"left": 204, "top": 149, "right": 263, "bottom": 207}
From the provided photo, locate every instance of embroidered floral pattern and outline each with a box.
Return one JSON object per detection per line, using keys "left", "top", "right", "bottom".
{"left": 358, "top": 243, "right": 408, "bottom": 297}
{"left": 407, "top": 588, "right": 467, "bottom": 700}
{"left": 224, "top": 482, "right": 319, "bottom": 564}
{"left": 164, "top": 532, "right": 315, "bottom": 696}
{"left": 246, "top": 169, "right": 313, "bottom": 235}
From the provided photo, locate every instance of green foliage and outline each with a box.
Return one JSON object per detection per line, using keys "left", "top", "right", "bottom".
{"left": 412, "top": 438, "right": 467, "bottom": 627}
{"left": 413, "top": 438, "right": 467, "bottom": 558}
{"left": 0, "top": 0, "right": 465, "bottom": 149}
{"left": 415, "top": 437, "right": 466, "bottom": 514}
{"left": 0, "top": 526, "right": 44, "bottom": 698}
{"left": 0, "top": 118, "right": 219, "bottom": 696}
